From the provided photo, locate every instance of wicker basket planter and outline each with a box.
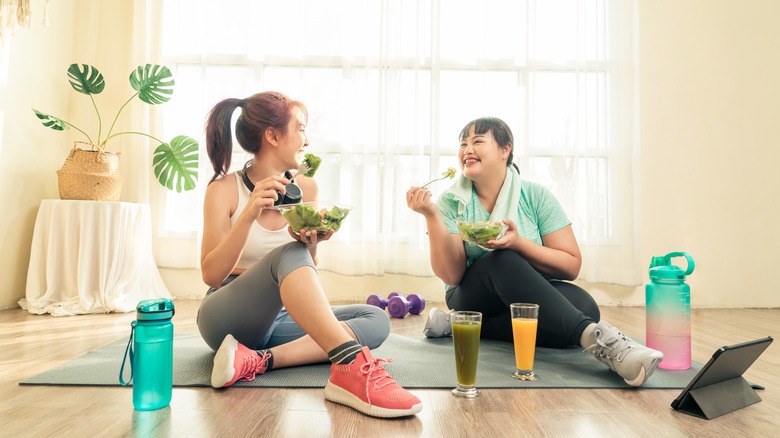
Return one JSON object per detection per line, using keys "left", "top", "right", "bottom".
{"left": 56, "top": 143, "right": 123, "bottom": 201}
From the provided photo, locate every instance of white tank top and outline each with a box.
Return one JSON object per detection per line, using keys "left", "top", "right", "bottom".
{"left": 231, "top": 173, "right": 295, "bottom": 270}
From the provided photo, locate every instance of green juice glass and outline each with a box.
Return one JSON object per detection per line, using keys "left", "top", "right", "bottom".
{"left": 451, "top": 311, "right": 482, "bottom": 398}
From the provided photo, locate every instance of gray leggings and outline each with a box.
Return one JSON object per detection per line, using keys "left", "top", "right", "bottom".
{"left": 197, "top": 242, "right": 390, "bottom": 352}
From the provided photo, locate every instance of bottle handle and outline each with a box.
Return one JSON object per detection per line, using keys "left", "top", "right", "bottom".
{"left": 665, "top": 251, "right": 695, "bottom": 276}
{"left": 119, "top": 321, "right": 137, "bottom": 386}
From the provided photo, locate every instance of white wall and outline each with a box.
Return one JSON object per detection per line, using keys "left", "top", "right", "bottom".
{"left": 0, "top": 0, "right": 77, "bottom": 310}
{"left": 1, "top": 0, "right": 779, "bottom": 310}
{"left": 0, "top": 0, "right": 135, "bottom": 309}
{"left": 637, "top": 0, "right": 780, "bottom": 307}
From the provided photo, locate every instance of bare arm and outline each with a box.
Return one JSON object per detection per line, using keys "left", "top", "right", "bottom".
{"left": 481, "top": 220, "right": 582, "bottom": 280}
{"left": 407, "top": 187, "right": 467, "bottom": 285}
{"left": 200, "top": 178, "right": 250, "bottom": 288}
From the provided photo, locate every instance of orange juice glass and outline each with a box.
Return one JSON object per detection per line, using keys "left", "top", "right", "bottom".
{"left": 511, "top": 303, "right": 539, "bottom": 380}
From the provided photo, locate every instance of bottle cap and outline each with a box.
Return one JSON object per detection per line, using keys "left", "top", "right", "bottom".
{"left": 136, "top": 298, "right": 175, "bottom": 321}
{"left": 649, "top": 252, "right": 695, "bottom": 281}
{"left": 649, "top": 256, "right": 667, "bottom": 268}
{"left": 649, "top": 265, "right": 686, "bottom": 280}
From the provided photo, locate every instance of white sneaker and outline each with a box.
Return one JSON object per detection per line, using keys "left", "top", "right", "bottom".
{"left": 585, "top": 321, "right": 664, "bottom": 387}
{"left": 423, "top": 307, "right": 452, "bottom": 338}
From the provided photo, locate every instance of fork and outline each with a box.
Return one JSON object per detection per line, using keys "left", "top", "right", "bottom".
{"left": 296, "top": 161, "right": 311, "bottom": 177}
{"left": 421, "top": 167, "right": 457, "bottom": 188}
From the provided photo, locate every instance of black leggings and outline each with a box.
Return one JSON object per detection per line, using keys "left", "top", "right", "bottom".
{"left": 445, "top": 250, "right": 600, "bottom": 348}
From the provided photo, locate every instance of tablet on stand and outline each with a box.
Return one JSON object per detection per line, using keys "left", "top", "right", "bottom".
{"left": 671, "top": 336, "right": 773, "bottom": 420}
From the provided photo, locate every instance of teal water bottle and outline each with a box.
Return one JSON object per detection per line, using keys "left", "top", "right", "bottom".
{"left": 645, "top": 252, "right": 695, "bottom": 370}
{"left": 120, "top": 298, "right": 175, "bottom": 410}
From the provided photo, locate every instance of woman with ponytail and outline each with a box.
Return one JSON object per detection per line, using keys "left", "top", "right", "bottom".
{"left": 197, "top": 91, "right": 421, "bottom": 418}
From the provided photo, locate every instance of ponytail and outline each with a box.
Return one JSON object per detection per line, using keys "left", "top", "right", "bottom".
{"left": 205, "top": 98, "right": 243, "bottom": 183}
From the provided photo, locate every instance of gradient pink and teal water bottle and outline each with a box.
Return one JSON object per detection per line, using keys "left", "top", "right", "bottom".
{"left": 645, "top": 252, "right": 695, "bottom": 370}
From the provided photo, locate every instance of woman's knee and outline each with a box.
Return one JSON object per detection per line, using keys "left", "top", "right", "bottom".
{"left": 362, "top": 306, "right": 391, "bottom": 348}
{"left": 276, "top": 241, "right": 314, "bottom": 267}
{"left": 555, "top": 282, "right": 600, "bottom": 322}
{"left": 485, "top": 249, "right": 534, "bottom": 271}
{"left": 344, "top": 305, "right": 390, "bottom": 349}
{"left": 272, "top": 242, "right": 318, "bottom": 287}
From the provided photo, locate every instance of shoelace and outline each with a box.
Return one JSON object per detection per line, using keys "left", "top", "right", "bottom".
{"left": 240, "top": 352, "right": 271, "bottom": 382}
{"left": 586, "top": 329, "right": 633, "bottom": 363}
{"left": 360, "top": 358, "right": 396, "bottom": 406}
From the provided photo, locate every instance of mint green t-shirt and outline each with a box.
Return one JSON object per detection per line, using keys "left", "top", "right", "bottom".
{"left": 436, "top": 179, "right": 571, "bottom": 267}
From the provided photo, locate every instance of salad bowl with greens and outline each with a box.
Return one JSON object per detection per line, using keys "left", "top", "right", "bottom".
{"left": 456, "top": 220, "right": 506, "bottom": 244}
{"left": 276, "top": 202, "right": 351, "bottom": 234}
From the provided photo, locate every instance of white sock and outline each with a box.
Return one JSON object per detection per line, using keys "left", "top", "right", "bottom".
{"left": 580, "top": 322, "right": 598, "bottom": 348}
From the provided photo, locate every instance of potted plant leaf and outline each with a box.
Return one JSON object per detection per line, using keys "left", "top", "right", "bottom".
{"left": 33, "top": 63, "right": 199, "bottom": 200}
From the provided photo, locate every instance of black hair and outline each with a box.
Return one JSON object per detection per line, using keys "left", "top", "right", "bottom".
{"left": 458, "top": 117, "right": 516, "bottom": 168}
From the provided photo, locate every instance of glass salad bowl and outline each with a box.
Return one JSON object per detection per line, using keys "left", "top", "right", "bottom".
{"left": 455, "top": 220, "right": 506, "bottom": 244}
{"left": 275, "top": 202, "right": 351, "bottom": 234}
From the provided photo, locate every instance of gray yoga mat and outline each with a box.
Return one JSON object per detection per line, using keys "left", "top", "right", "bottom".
{"left": 20, "top": 333, "right": 700, "bottom": 389}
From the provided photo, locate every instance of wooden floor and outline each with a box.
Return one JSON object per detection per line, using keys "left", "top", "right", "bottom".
{"left": 1, "top": 300, "right": 778, "bottom": 438}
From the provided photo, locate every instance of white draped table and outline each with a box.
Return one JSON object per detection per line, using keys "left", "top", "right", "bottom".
{"left": 21, "top": 199, "right": 171, "bottom": 316}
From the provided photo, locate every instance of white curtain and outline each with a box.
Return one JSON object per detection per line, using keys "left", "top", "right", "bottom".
{"left": 518, "top": 0, "right": 642, "bottom": 285}
{"left": 151, "top": 0, "right": 640, "bottom": 285}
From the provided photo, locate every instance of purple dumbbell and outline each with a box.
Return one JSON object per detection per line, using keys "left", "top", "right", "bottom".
{"left": 387, "top": 293, "right": 426, "bottom": 318}
{"left": 366, "top": 294, "right": 388, "bottom": 310}
{"left": 367, "top": 292, "right": 403, "bottom": 310}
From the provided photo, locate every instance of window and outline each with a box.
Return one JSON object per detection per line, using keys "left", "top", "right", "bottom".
{"left": 156, "top": 0, "right": 639, "bottom": 284}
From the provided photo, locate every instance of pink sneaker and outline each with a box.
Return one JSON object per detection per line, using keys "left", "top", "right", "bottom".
{"left": 324, "top": 346, "right": 423, "bottom": 418}
{"left": 211, "top": 334, "right": 271, "bottom": 388}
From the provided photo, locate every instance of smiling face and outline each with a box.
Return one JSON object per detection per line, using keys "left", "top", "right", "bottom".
{"left": 277, "top": 106, "right": 310, "bottom": 169}
{"left": 458, "top": 124, "right": 511, "bottom": 181}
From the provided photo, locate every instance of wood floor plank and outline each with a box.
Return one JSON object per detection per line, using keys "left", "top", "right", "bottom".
{"left": 1, "top": 300, "right": 778, "bottom": 437}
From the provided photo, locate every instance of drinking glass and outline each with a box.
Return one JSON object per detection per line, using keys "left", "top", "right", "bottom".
{"left": 451, "top": 311, "right": 482, "bottom": 398}
{"left": 511, "top": 303, "right": 539, "bottom": 380}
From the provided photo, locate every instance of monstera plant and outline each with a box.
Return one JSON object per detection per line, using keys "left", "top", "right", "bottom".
{"left": 33, "top": 63, "right": 198, "bottom": 192}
